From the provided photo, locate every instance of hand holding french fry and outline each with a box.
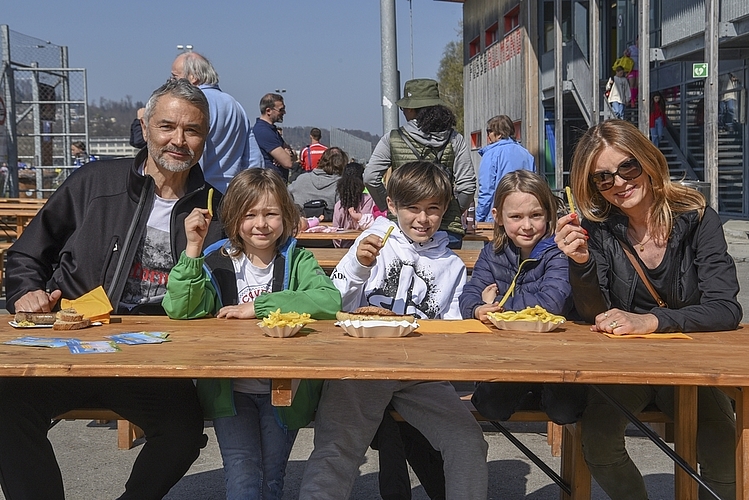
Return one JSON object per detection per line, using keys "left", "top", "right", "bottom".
{"left": 475, "top": 302, "right": 504, "bottom": 323}
{"left": 554, "top": 213, "right": 589, "bottom": 264}
{"left": 356, "top": 234, "right": 384, "bottom": 267}
{"left": 184, "top": 207, "right": 212, "bottom": 258}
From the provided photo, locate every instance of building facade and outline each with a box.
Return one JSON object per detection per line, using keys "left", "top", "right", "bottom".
{"left": 457, "top": 0, "right": 749, "bottom": 217}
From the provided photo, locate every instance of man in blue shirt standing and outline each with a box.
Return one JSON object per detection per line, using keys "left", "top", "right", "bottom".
{"left": 170, "top": 51, "right": 251, "bottom": 193}
{"left": 253, "top": 93, "right": 297, "bottom": 182}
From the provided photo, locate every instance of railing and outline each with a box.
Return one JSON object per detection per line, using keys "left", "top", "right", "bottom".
{"left": 567, "top": 39, "right": 593, "bottom": 126}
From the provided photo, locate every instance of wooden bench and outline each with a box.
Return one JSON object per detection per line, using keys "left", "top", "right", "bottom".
{"left": 52, "top": 410, "right": 142, "bottom": 450}
{"left": 50, "top": 397, "right": 676, "bottom": 500}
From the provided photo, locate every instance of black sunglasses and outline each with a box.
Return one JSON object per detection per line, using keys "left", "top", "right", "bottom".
{"left": 589, "top": 158, "right": 643, "bottom": 191}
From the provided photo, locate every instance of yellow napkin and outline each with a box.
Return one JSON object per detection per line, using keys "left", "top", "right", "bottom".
{"left": 415, "top": 319, "right": 492, "bottom": 334}
{"left": 602, "top": 332, "right": 693, "bottom": 340}
{"left": 61, "top": 286, "right": 113, "bottom": 323}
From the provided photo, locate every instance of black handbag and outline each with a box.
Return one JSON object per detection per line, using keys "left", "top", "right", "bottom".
{"left": 303, "top": 199, "right": 333, "bottom": 221}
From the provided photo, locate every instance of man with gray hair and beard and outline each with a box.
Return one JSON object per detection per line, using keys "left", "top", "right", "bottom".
{"left": 0, "top": 78, "right": 223, "bottom": 500}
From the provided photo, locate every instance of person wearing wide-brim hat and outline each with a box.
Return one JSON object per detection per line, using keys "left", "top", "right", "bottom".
{"left": 394, "top": 78, "right": 449, "bottom": 109}
{"left": 364, "top": 78, "right": 476, "bottom": 249}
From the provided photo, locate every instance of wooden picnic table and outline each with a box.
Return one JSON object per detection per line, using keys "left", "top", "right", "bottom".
{"left": 0, "top": 316, "right": 748, "bottom": 498}
{"left": 308, "top": 247, "right": 481, "bottom": 271}
{"left": 296, "top": 227, "right": 493, "bottom": 242}
{"left": 0, "top": 203, "right": 44, "bottom": 239}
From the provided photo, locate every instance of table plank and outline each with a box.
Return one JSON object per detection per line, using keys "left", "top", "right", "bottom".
{"left": 308, "top": 248, "right": 481, "bottom": 271}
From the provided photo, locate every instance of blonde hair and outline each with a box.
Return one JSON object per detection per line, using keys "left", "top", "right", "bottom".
{"left": 219, "top": 169, "right": 299, "bottom": 257}
{"left": 570, "top": 120, "right": 705, "bottom": 239}
{"left": 492, "top": 170, "right": 561, "bottom": 252}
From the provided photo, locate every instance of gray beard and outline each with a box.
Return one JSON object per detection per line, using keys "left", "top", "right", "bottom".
{"left": 148, "top": 141, "right": 195, "bottom": 173}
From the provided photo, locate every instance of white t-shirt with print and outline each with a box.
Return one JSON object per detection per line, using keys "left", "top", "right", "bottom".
{"left": 232, "top": 253, "right": 275, "bottom": 395}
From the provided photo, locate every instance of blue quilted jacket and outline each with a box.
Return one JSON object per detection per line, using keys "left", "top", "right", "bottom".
{"left": 459, "top": 236, "right": 573, "bottom": 319}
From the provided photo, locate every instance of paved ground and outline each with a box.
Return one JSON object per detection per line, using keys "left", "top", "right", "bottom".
{"left": 2, "top": 218, "right": 749, "bottom": 499}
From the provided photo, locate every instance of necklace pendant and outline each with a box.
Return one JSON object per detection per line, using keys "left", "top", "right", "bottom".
{"left": 639, "top": 244, "right": 644, "bottom": 251}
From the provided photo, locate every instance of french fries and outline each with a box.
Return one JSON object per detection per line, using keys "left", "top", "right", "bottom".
{"left": 260, "top": 309, "right": 316, "bottom": 328}
{"left": 381, "top": 225, "right": 394, "bottom": 246}
{"left": 565, "top": 186, "right": 575, "bottom": 214}
{"left": 207, "top": 188, "right": 214, "bottom": 217}
{"left": 488, "top": 305, "right": 565, "bottom": 324}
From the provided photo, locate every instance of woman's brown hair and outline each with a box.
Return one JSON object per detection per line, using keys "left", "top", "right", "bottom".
{"left": 570, "top": 119, "right": 705, "bottom": 239}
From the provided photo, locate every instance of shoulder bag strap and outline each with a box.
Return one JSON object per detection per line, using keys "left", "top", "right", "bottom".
{"left": 397, "top": 128, "right": 426, "bottom": 160}
{"left": 617, "top": 238, "right": 668, "bottom": 308}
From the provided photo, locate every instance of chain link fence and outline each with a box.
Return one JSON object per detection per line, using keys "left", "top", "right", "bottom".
{"left": 1, "top": 25, "right": 87, "bottom": 198}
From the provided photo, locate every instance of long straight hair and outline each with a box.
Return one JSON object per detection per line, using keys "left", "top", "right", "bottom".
{"left": 492, "top": 170, "right": 560, "bottom": 252}
{"left": 570, "top": 120, "right": 705, "bottom": 239}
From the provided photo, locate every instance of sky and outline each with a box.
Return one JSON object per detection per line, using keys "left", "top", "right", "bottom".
{"left": 2, "top": 0, "right": 463, "bottom": 135}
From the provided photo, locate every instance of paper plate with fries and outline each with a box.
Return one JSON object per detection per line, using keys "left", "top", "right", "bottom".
{"left": 257, "top": 309, "right": 316, "bottom": 338}
{"left": 487, "top": 306, "right": 565, "bottom": 333}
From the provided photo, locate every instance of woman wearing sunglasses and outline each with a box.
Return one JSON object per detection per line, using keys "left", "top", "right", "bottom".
{"left": 555, "top": 119, "right": 740, "bottom": 500}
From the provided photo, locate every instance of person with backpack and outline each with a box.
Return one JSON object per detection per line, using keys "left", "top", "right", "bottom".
{"left": 364, "top": 78, "right": 476, "bottom": 250}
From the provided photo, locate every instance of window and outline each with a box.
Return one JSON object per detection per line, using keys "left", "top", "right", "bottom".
{"left": 513, "top": 121, "right": 522, "bottom": 142}
{"left": 470, "top": 130, "right": 482, "bottom": 150}
{"left": 469, "top": 36, "right": 481, "bottom": 59}
{"left": 485, "top": 22, "right": 499, "bottom": 48}
{"left": 504, "top": 5, "right": 520, "bottom": 34}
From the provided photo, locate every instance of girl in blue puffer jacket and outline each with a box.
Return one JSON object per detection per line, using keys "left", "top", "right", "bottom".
{"left": 459, "top": 170, "right": 586, "bottom": 424}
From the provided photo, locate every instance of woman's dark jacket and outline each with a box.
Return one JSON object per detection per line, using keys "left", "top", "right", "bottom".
{"left": 571, "top": 207, "right": 742, "bottom": 332}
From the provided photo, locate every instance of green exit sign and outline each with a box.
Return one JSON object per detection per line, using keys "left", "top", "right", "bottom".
{"left": 693, "top": 63, "right": 709, "bottom": 78}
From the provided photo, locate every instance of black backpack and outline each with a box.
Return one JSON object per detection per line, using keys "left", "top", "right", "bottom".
{"left": 302, "top": 199, "right": 333, "bottom": 222}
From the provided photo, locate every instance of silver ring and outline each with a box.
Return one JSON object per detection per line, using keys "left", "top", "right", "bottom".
{"left": 563, "top": 238, "right": 569, "bottom": 245}
{"left": 609, "top": 321, "right": 618, "bottom": 328}
{"left": 604, "top": 312, "right": 609, "bottom": 318}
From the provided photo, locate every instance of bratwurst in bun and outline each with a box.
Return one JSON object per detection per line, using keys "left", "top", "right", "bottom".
{"left": 336, "top": 306, "right": 415, "bottom": 323}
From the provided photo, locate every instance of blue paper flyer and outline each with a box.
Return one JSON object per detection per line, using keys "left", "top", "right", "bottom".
{"left": 66, "top": 340, "right": 120, "bottom": 354}
{"left": 4, "top": 336, "right": 78, "bottom": 348}
{"left": 106, "top": 332, "right": 170, "bottom": 345}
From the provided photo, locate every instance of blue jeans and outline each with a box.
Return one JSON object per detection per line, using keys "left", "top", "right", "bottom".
{"left": 213, "top": 392, "right": 298, "bottom": 500}
{"left": 445, "top": 230, "right": 464, "bottom": 250}
{"left": 611, "top": 102, "right": 625, "bottom": 120}
{"left": 650, "top": 117, "right": 664, "bottom": 148}
{"left": 719, "top": 98, "right": 737, "bottom": 131}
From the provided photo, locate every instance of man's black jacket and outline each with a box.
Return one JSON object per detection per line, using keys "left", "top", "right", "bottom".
{"left": 7, "top": 148, "right": 223, "bottom": 314}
